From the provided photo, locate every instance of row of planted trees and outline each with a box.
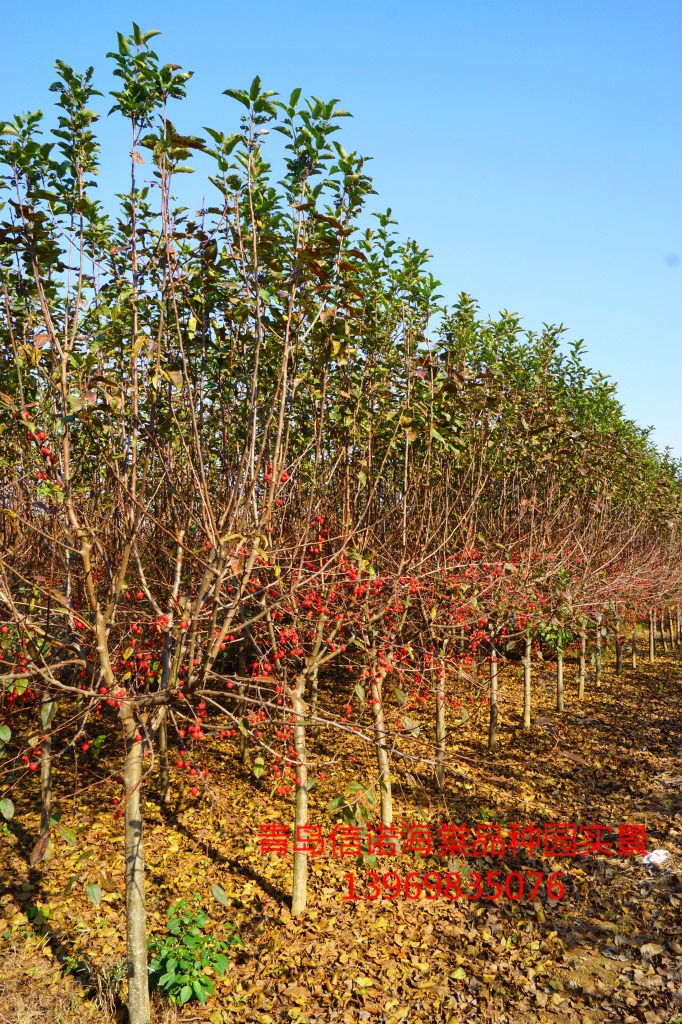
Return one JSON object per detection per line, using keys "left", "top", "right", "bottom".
{"left": 2, "top": 25, "right": 682, "bottom": 1024}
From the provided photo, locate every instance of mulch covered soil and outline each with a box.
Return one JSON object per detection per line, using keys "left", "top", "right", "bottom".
{"left": 1, "top": 646, "right": 681, "bottom": 1024}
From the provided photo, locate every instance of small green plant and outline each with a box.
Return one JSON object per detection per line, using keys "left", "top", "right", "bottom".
{"left": 148, "top": 895, "right": 243, "bottom": 1006}
{"left": 328, "top": 780, "right": 376, "bottom": 826}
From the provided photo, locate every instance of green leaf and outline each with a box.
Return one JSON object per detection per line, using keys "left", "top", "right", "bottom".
{"left": 59, "top": 825, "right": 77, "bottom": 846}
{"left": 401, "top": 715, "right": 420, "bottom": 737}
{"left": 213, "top": 952, "right": 230, "bottom": 975}
{"left": 211, "top": 884, "right": 229, "bottom": 907}
{"left": 0, "top": 798, "right": 14, "bottom": 821}
{"left": 354, "top": 683, "right": 365, "bottom": 701}
{"left": 0, "top": 725, "right": 10, "bottom": 743}
{"left": 86, "top": 882, "right": 101, "bottom": 907}
{"left": 179, "top": 984, "right": 192, "bottom": 1004}
{"left": 252, "top": 756, "right": 265, "bottom": 780}
{"left": 193, "top": 978, "right": 208, "bottom": 1004}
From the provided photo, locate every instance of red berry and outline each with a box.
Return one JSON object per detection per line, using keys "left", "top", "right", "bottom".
{"left": 28, "top": 762, "right": 39, "bottom": 771}
{"left": 190, "top": 786, "right": 199, "bottom": 796}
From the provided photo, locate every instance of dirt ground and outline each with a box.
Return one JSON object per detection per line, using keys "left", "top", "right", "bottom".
{"left": 1, "top": 642, "right": 680, "bottom": 1024}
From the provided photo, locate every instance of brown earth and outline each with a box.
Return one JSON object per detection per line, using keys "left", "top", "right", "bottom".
{"left": 1, "top": 640, "right": 681, "bottom": 1024}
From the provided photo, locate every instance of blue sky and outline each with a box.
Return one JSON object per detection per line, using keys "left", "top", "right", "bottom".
{"left": 2, "top": 1, "right": 680, "bottom": 453}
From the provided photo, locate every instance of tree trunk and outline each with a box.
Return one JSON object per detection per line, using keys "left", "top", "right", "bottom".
{"left": 488, "top": 647, "right": 499, "bottom": 751}
{"left": 595, "top": 613, "right": 602, "bottom": 687}
{"left": 615, "top": 638, "right": 622, "bottom": 676}
{"left": 238, "top": 649, "right": 248, "bottom": 764}
{"left": 435, "top": 669, "right": 447, "bottom": 784}
{"left": 631, "top": 627, "right": 637, "bottom": 670}
{"left": 649, "top": 608, "right": 656, "bottom": 662}
{"left": 158, "top": 716, "right": 170, "bottom": 805}
{"left": 370, "top": 670, "right": 393, "bottom": 825}
{"left": 309, "top": 664, "right": 320, "bottom": 740}
{"left": 659, "top": 607, "right": 667, "bottom": 652}
{"left": 522, "top": 635, "right": 531, "bottom": 730}
{"left": 122, "top": 707, "right": 150, "bottom": 1024}
{"left": 291, "top": 676, "right": 309, "bottom": 917}
{"left": 556, "top": 651, "right": 564, "bottom": 712}
{"left": 39, "top": 695, "right": 56, "bottom": 857}
{"left": 578, "top": 630, "right": 586, "bottom": 699}
{"left": 668, "top": 606, "right": 675, "bottom": 649}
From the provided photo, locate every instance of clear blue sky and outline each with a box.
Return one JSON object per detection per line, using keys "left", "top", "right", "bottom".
{"left": 2, "top": 1, "right": 680, "bottom": 453}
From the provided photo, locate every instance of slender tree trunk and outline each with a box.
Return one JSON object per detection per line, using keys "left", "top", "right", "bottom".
{"left": 291, "top": 676, "right": 309, "bottom": 917}
{"left": 122, "top": 706, "right": 150, "bottom": 1024}
{"left": 435, "top": 669, "right": 447, "bottom": 784}
{"left": 677, "top": 606, "right": 681, "bottom": 645}
{"left": 522, "top": 635, "right": 531, "bottom": 730}
{"left": 370, "top": 669, "right": 393, "bottom": 825}
{"left": 631, "top": 627, "right": 637, "bottom": 670}
{"left": 39, "top": 695, "right": 56, "bottom": 857}
{"left": 659, "top": 607, "right": 668, "bottom": 653}
{"left": 595, "top": 613, "right": 602, "bottom": 687}
{"left": 556, "top": 651, "right": 564, "bottom": 712}
{"left": 488, "top": 647, "right": 499, "bottom": 751}
{"left": 158, "top": 717, "right": 170, "bottom": 805}
{"left": 578, "top": 630, "right": 586, "bottom": 699}
{"left": 649, "top": 608, "right": 656, "bottom": 662}
{"left": 238, "top": 649, "right": 248, "bottom": 764}
{"left": 309, "top": 664, "right": 320, "bottom": 740}
{"left": 615, "top": 638, "right": 622, "bottom": 676}
{"left": 668, "top": 606, "right": 675, "bottom": 649}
